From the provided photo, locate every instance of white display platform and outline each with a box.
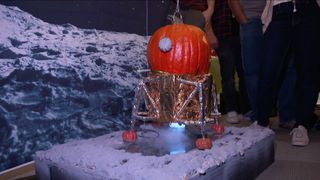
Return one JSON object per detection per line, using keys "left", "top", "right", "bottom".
{"left": 35, "top": 125, "right": 275, "bottom": 180}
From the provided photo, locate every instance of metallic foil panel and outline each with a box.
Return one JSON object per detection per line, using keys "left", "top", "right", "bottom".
{"left": 132, "top": 73, "right": 220, "bottom": 125}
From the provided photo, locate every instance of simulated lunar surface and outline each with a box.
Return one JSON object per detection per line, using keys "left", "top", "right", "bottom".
{"left": 0, "top": 4, "right": 148, "bottom": 171}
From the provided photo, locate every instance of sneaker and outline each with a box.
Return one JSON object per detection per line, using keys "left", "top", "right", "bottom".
{"left": 226, "top": 111, "right": 239, "bottom": 124}
{"left": 243, "top": 110, "right": 255, "bottom": 122}
{"left": 290, "top": 125, "right": 309, "bottom": 146}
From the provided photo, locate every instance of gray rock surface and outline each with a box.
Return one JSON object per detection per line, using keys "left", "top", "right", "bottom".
{"left": 0, "top": 4, "right": 148, "bottom": 171}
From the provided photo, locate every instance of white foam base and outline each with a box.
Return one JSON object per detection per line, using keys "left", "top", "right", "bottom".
{"left": 35, "top": 126, "right": 274, "bottom": 180}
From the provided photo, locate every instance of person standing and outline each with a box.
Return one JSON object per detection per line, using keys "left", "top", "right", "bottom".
{"left": 259, "top": 0, "right": 320, "bottom": 146}
{"left": 228, "top": 0, "right": 266, "bottom": 121}
{"left": 210, "top": 0, "right": 249, "bottom": 123}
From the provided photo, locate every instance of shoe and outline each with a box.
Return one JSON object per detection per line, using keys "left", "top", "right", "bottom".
{"left": 290, "top": 125, "right": 309, "bottom": 146}
{"left": 243, "top": 110, "right": 255, "bottom": 122}
{"left": 226, "top": 111, "right": 240, "bottom": 124}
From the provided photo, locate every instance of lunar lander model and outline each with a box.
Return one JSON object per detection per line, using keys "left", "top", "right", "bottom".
{"left": 122, "top": 11, "right": 223, "bottom": 150}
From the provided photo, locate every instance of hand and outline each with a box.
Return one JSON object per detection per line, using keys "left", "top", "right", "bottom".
{"left": 204, "top": 23, "right": 219, "bottom": 49}
{"left": 207, "top": 31, "right": 219, "bottom": 50}
{"left": 203, "top": 0, "right": 215, "bottom": 24}
{"left": 239, "top": 18, "right": 248, "bottom": 25}
{"left": 202, "top": 8, "right": 214, "bottom": 25}
{"left": 208, "top": 34, "right": 219, "bottom": 49}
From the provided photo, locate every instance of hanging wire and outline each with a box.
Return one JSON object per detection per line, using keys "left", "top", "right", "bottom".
{"left": 142, "top": 0, "right": 150, "bottom": 72}
{"left": 175, "top": 0, "right": 180, "bottom": 13}
{"left": 168, "top": 0, "right": 183, "bottom": 24}
{"left": 145, "top": 0, "right": 149, "bottom": 37}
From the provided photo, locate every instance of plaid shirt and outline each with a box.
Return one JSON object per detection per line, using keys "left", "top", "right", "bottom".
{"left": 174, "top": 0, "right": 208, "bottom": 11}
{"left": 212, "top": 0, "right": 237, "bottom": 39}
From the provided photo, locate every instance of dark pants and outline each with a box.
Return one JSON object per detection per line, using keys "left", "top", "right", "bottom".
{"left": 217, "top": 35, "right": 249, "bottom": 113}
{"left": 257, "top": 1, "right": 320, "bottom": 127}
{"left": 295, "top": 1, "right": 320, "bottom": 129}
{"left": 278, "top": 54, "right": 296, "bottom": 123}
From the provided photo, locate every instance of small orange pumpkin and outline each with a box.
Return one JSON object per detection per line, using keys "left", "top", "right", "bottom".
{"left": 195, "top": 137, "right": 212, "bottom": 150}
{"left": 211, "top": 124, "right": 224, "bottom": 135}
{"left": 147, "top": 24, "right": 211, "bottom": 75}
{"left": 122, "top": 130, "right": 137, "bottom": 142}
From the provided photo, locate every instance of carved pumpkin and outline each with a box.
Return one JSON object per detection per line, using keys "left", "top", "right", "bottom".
{"left": 147, "top": 24, "right": 211, "bottom": 75}
{"left": 122, "top": 130, "right": 137, "bottom": 142}
{"left": 211, "top": 124, "right": 224, "bottom": 135}
{"left": 195, "top": 137, "right": 212, "bottom": 150}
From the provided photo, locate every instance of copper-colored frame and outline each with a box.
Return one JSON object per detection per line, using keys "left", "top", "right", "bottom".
{"left": 131, "top": 73, "right": 220, "bottom": 126}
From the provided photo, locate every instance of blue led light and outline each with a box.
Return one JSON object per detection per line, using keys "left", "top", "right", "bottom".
{"left": 170, "top": 150, "right": 186, "bottom": 155}
{"left": 169, "top": 123, "right": 185, "bottom": 129}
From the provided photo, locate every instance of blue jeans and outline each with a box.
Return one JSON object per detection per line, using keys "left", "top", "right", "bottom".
{"left": 240, "top": 18, "right": 264, "bottom": 120}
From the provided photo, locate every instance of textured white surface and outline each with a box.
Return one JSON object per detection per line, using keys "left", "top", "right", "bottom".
{"left": 36, "top": 126, "right": 274, "bottom": 180}
{"left": 0, "top": 4, "right": 149, "bottom": 171}
{"left": 0, "top": 4, "right": 148, "bottom": 88}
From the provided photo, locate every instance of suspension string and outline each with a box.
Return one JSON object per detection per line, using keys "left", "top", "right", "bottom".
{"left": 170, "top": 0, "right": 183, "bottom": 24}
{"left": 145, "top": 0, "right": 149, "bottom": 37}
{"left": 144, "top": 0, "right": 150, "bottom": 71}
{"left": 175, "top": 0, "right": 180, "bottom": 13}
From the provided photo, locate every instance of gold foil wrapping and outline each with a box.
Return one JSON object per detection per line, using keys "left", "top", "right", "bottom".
{"left": 132, "top": 72, "right": 219, "bottom": 125}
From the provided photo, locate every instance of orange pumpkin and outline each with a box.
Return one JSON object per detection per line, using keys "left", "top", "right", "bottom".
{"left": 122, "top": 130, "right": 137, "bottom": 142}
{"left": 211, "top": 124, "right": 224, "bottom": 135}
{"left": 147, "top": 24, "right": 211, "bottom": 75}
{"left": 195, "top": 137, "right": 212, "bottom": 150}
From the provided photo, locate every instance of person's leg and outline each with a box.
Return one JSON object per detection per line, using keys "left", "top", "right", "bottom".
{"left": 294, "top": 0, "right": 320, "bottom": 131}
{"left": 233, "top": 35, "right": 250, "bottom": 115}
{"left": 257, "top": 3, "right": 294, "bottom": 127}
{"left": 216, "top": 36, "right": 239, "bottom": 122}
{"left": 239, "top": 18, "right": 264, "bottom": 121}
{"left": 278, "top": 52, "right": 296, "bottom": 129}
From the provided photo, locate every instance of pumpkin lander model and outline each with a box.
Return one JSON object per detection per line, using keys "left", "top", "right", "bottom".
{"left": 122, "top": 22, "right": 223, "bottom": 150}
